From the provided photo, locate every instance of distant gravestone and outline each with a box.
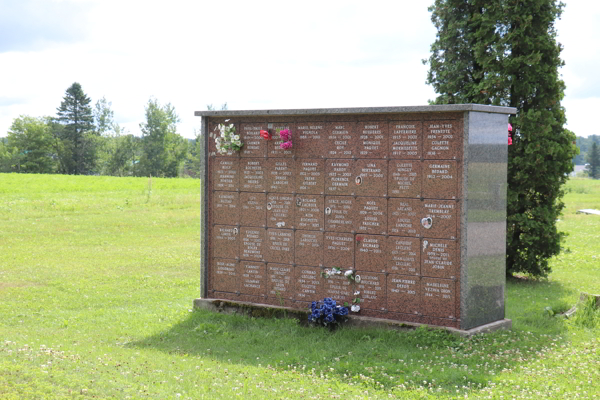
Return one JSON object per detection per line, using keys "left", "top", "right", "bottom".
{"left": 195, "top": 105, "right": 514, "bottom": 332}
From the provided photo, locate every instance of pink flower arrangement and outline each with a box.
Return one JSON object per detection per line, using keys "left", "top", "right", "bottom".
{"left": 508, "top": 123, "right": 513, "bottom": 145}
{"left": 279, "top": 128, "right": 293, "bottom": 149}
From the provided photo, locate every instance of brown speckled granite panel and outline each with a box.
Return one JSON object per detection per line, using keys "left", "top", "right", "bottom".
{"left": 295, "top": 195, "right": 324, "bottom": 231}
{"left": 294, "top": 123, "right": 325, "bottom": 158}
{"left": 421, "top": 239, "right": 458, "bottom": 279}
{"left": 240, "top": 227, "right": 266, "bottom": 262}
{"left": 388, "top": 236, "right": 421, "bottom": 275}
{"left": 388, "top": 198, "right": 421, "bottom": 237}
{"left": 323, "top": 232, "right": 354, "bottom": 269}
{"left": 239, "top": 261, "right": 267, "bottom": 297}
{"left": 265, "top": 229, "right": 294, "bottom": 264}
{"left": 354, "top": 159, "right": 388, "bottom": 197}
{"left": 267, "top": 194, "right": 294, "bottom": 229}
{"left": 323, "top": 273, "right": 354, "bottom": 305}
{"left": 267, "top": 263, "right": 294, "bottom": 299}
{"left": 356, "top": 122, "right": 388, "bottom": 159}
{"left": 295, "top": 230, "right": 324, "bottom": 267}
{"left": 326, "top": 122, "right": 356, "bottom": 158}
{"left": 325, "top": 159, "right": 353, "bottom": 195}
{"left": 266, "top": 158, "right": 295, "bottom": 193}
{"left": 389, "top": 121, "right": 422, "bottom": 159}
{"left": 240, "top": 158, "right": 266, "bottom": 192}
{"left": 355, "top": 197, "right": 387, "bottom": 235}
{"left": 421, "top": 200, "right": 457, "bottom": 239}
{"left": 211, "top": 292, "right": 268, "bottom": 305}
{"left": 324, "top": 196, "right": 355, "bottom": 232}
{"left": 423, "top": 120, "right": 461, "bottom": 160}
{"left": 213, "top": 225, "right": 239, "bottom": 259}
{"left": 268, "top": 123, "right": 294, "bottom": 158}
{"left": 213, "top": 259, "right": 239, "bottom": 292}
{"left": 387, "top": 274, "right": 420, "bottom": 315}
{"left": 355, "top": 234, "right": 387, "bottom": 273}
{"left": 355, "top": 272, "right": 386, "bottom": 310}
{"left": 421, "top": 277, "right": 456, "bottom": 319}
{"left": 240, "top": 192, "right": 266, "bottom": 227}
{"left": 422, "top": 161, "right": 458, "bottom": 199}
{"left": 213, "top": 158, "right": 239, "bottom": 191}
{"left": 388, "top": 160, "right": 421, "bottom": 198}
{"left": 294, "top": 266, "right": 324, "bottom": 302}
{"left": 213, "top": 191, "right": 239, "bottom": 226}
{"left": 295, "top": 159, "right": 325, "bottom": 195}
{"left": 240, "top": 123, "right": 267, "bottom": 158}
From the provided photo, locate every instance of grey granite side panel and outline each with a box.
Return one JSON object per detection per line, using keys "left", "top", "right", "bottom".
{"left": 200, "top": 116, "right": 209, "bottom": 299}
{"left": 460, "top": 111, "right": 509, "bottom": 330}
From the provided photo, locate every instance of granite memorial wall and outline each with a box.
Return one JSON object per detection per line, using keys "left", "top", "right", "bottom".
{"left": 196, "top": 105, "right": 514, "bottom": 330}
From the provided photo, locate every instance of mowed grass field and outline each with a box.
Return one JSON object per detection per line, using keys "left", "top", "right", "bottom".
{"left": 0, "top": 173, "right": 599, "bottom": 399}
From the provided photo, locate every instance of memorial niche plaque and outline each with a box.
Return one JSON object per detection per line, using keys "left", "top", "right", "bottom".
{"left": 294, "top": 266, "right": 323, "bottom": 302}
{"left": 323, "top": 233, "right": 354, "bottom": 269}
{"left": 421, "top": 239, "right": 457, "bottom": 279}
{"left": 323, "top": 272, "right": 353, "bottom": 302}
{"left": 295, "top": 230, "right": 323, "bottom": 267}
{"left": 268, "top": 123, "right": 293, "bottom": 158}
{"left": 240, "top": 192, "right": 266, "bottom": 227}
{"left": 325, "top": 159, "right": 353, "bottom": 195}
{"left": 240, "top": 123, "right": 267, "bottom": 158}
{"left": 357, "top": 122, "right": 388, "bottom": 159}
{"left": 213, "top": 259, "right": 238, "bottom": 292}
{"left": 267, "top": 194, "right": 294, "bottom": 229}
{"left": 240, "top": 158, "right": 266, "bottom": 191}
{"left": 387, "top": 274, "right": 420, "bottom": 314}
{"left": 295, "top": 123, "right": 325, "bottom": 158}
{"left": 295, "top": 195, "right": 324, "bottom": 231}
{"left": 388, "top": 160, "right": 421, "bottom": 198}
{"left": 424, "top": 120, "right": 460, "bottom": 160}
{"left": 267, "top": 263, "right": 294, "bottom": 299}
{"left": 240, "top": 227, "right": 266, "bottom": 262}
{"left": 208, "top": 122, "right": 237, "bottom": 157}
{"left": 354, "top": 159, "right": 388, "bottom": 197}
{"left": 326, "top": 122, "right": 355, "bottom": 158}
{"left": 422, "top": 277, "right": 456, "bottom": 319}
{"left": 266, "top": 158, "right": 294, "bottom": 193}
{"left": 355, "top": 234, "right": 387, "bottom": 273}
{"left": 355, "top": 272, "right": 385, "bottom": 310}
{"left": 239, "top": 261, "right": 266, "bottom": 297}
{"left": 389, "top": 121, "right": 422, "bottom": 159}
{"left": 213, "top": 158, "right": 239, "bottom": 191}
{"left": 324, "top": 196, "right": 355, "bottom": 233}
{"left": 296, "top": 159, "right": 325, "bottom": 194}
{"left": 388, "top": 198, "right": 420, "bottom": 237}
{"left": 422, "top": 161, "right": 458, "bottom": 199}
{"left": 265, "top": 229, "right": 294, "bottom": 264}
{"left": 213, "top": 225, "right": 239, "bottom": 259}
{"left": 355, "top": 197, "right": 387, "bottom": 235}
{"left": 421, "top": 200, "right": 457, "bottom": 239}
{"left": 388, "top": 236, "right": 420, "bottom": 275}
{"left": 213, "top": 191, "right": 239, "bottom": 226}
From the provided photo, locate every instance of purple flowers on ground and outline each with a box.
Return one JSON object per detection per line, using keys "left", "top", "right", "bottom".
{"left": 309, "top": 298, "right": 349, "bottom": 327}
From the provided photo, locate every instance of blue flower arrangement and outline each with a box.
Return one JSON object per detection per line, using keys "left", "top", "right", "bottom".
{"left": 308, "top": 298, "right": 349, "bottom": 327}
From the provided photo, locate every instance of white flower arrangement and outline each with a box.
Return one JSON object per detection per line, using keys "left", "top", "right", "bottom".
{"left": 214, "top": 120, "right": 243, "bottom": 154}
{"left": 320, "top": 267, "right": 362, "bottom": 313}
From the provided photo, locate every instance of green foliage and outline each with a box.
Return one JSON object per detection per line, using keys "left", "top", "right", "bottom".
{"left": 55, "top": 82, "right": 98, "bottom": 174}
{"left": 424, "top": 0, "right": 578, "bottom": 277}
{"left": 6, "top": 115, "right": 56, "bottom": 173}
{"left": 139, "top": 99, "right": 188, "bottom": 177}
{"left": 93, "top": 96, "right": 116, "bottom": 136}
{"left": 573, "top": 134, "right": 599, "bottom": 165}
{"left": 585, "top": 142, "right": 600, "bottom": 179}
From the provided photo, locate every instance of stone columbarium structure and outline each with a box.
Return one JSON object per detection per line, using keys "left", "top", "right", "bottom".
{"left": 194, "top": 105, "right": 514, "bottom": 333}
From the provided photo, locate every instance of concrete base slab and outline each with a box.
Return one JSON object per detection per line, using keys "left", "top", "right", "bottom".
{"left": 193, "top": 298, "right": 512, "bottom": 336}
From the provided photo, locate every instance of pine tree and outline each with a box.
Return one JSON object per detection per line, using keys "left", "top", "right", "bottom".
{"left": 424, "top": 0, "right": 578, "bottom": 277}
{"left": 586, "top": 142, "right": 600, "bottom": 179}
{"left": 56, "top": 82, "right": 97, "bottom": 174}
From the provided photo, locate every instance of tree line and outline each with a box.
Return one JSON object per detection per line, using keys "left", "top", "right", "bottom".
{"left": 0, "top": 83, "right": 204, "bottom": 178}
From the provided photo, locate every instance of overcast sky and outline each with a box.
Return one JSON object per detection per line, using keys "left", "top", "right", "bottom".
{"left": 1, "top": 0, "right": 598, "bottom": 139}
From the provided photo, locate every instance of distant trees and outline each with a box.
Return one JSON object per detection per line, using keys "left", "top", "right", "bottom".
{"left": 574, "top": 135, "right": 600, "bottom": 165}
{"left": 586, "top": 142, "right": 600, "bottom": 179}
{"left": 6, "top": 116, "right": 56, "bottom": 173}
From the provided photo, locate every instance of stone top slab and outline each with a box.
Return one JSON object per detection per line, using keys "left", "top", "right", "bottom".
{"left": 195, "top": 104, "right": 516, "bottom": 117}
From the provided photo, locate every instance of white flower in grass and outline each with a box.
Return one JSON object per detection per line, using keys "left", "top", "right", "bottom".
{"left": 351, "top": 305, "right": 360, "bottom": 312}
{"left": 344, "top": 270, "right": 354, "bottom": 277}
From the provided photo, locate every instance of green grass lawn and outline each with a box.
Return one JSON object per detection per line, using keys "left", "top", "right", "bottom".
{"left": 1, "top": 173, "right": 599, "bottom": 399}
